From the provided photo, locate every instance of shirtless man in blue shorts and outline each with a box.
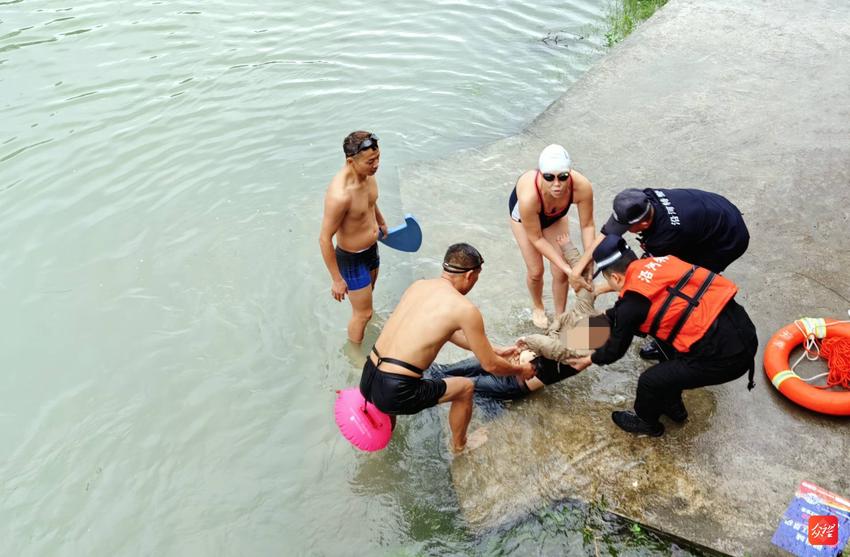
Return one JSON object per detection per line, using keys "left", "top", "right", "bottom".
{"left": 359, "top": 243, "right": 535, "bottom": 452}
{"left": 319, "top": 131, "right": 388, "bottom": 343}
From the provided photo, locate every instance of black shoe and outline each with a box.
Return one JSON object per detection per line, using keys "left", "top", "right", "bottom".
{"left": 612, "top": 411, "right": 665, "bottom": 436}
{"left": 638, "top": 340, "right": 663, "bottom": 361}
{"left": 663, "top": 400, "right": 688, "bottom": 423}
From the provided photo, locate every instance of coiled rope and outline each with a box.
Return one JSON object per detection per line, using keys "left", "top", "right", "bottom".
{"left": 792, "top": 312, "right": 850, "bottom": 390}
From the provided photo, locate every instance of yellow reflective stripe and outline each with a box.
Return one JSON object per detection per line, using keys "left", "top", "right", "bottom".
{"left": 771, "top": 370, "right": 798, "bottom": 390}
{"left": 799, "top": 317, "right": 827, "bottom": 339}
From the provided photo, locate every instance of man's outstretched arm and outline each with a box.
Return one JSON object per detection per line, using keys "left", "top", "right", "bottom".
{"left": 459, "top": 306, "right": 533, "bottom": 379}
{"left": 450, "top": 329, "right": 517, "bottom": 358}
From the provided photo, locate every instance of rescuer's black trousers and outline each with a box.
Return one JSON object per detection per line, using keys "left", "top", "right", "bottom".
{"left": 633, "top": 300, "right": 758, "bottom": 423}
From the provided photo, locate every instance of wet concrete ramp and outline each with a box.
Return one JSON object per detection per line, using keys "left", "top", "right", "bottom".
{"left": 399, "top": 0, "right": 850, "bottom": 554}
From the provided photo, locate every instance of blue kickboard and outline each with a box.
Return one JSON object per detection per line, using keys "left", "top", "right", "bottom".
{"left": 379, "top": 214, "right": 422, "bottom": 252}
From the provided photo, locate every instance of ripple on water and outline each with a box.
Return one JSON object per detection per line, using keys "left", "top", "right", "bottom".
{"left": 0, "top": 0, "right": 622, "bottom": 554}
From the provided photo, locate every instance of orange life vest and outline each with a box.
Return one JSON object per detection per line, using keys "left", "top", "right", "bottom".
{"left": 621, "top": 255, "right": 738, "bottom": 353}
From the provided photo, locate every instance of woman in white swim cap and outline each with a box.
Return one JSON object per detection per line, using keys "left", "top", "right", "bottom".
{"left": 507, "top": 144, "right": 596, "bottom": 329}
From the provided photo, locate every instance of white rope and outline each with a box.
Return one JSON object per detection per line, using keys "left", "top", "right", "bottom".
{"left": 792, "top": 310, "right": 850, "bottom": 383}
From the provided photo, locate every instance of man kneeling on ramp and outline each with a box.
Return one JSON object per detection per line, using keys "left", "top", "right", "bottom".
{"left": 567, "top": 235, "right": 758, "bottom": 436}
{"left": 359, "top": 243, "right": 535, "bottom": 452}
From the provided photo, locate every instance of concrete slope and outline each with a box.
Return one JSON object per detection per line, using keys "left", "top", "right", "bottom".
{"left": 398, "top": 0, "right": 850, "bottom": 554}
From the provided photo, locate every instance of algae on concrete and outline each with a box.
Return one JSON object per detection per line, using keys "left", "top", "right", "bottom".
{"left": 605, "top": 0, "right": 668, "bottom": 46}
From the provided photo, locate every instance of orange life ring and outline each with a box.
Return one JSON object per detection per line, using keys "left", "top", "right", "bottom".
{"left": 763, "top": 318, "right": 850, "bottom": 416}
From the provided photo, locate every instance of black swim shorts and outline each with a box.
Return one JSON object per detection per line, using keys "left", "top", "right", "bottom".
{"left": 359, "top": 358, "right": 447, "bottom": 416}
{"left": 335, "top": 243, "right": 380, "bottom": 291}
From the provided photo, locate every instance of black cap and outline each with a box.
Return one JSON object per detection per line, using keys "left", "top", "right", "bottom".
{"left": 592, "top": 235, "right": 634, "bottom": 278}
{"left": 601, "top": 188, "right": 651, "bottom": 236}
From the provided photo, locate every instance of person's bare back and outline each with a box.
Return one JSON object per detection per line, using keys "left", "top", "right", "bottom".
{"left": 359, "top": 243, "right": 535, "bottom": 453}
{"left": 373, "top": 278, "right": 473, "bottom": 371}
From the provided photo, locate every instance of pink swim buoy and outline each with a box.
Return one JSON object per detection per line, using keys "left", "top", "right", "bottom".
{"left": 334, "top": 388, "right": 393, "bottom": 452}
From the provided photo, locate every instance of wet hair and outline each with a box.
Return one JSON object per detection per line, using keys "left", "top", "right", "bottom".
{"left": 442, "top": 243, "right": 484, "bottom": 273}
{"left": 601, "top": 250, "right": 637, "bottom": 278}
{"left": 343, "top": 131, "right": 377, "bottom": 158}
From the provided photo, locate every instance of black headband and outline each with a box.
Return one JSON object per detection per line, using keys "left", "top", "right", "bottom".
{"left": 442, "top": 261, "right": 483, "bottom": 273}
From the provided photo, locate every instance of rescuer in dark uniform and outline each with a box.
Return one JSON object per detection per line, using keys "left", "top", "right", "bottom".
{"left": 567, "top": 235, "right": 758, "bottom": 436}
{"left": 569, "top": 187, "right": 750, "bottom": 360}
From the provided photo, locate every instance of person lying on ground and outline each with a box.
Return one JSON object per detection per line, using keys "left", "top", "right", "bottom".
{"left": 426, "top": 351, "right": 581, "bottom": 401}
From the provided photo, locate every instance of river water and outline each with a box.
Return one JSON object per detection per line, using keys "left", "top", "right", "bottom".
{"left": 0, "top": 1, "right": 700, "bottom": 555}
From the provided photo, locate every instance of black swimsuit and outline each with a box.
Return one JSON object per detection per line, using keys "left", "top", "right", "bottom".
{"left": 508, "top": 170, "right": 573, "bottom": 229}
{"left": 359, "top": 347, "right": 447, "bottom": 415}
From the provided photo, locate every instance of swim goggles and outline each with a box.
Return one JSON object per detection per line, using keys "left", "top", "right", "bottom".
{"left": 541, "top": 171, "right": 570, "bottom": 183}
{"left": 442, "top": 259, "right": 484, "bottom": 273}
{"left": 345, "top": 134, "right": 380, "bottom": 157}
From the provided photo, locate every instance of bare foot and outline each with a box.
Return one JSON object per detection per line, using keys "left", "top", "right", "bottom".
{"left": 532, "top": 308, "right": 548, "bottom": 329}
{"left": 452, "top": 427, "right": 489, "bottom": 454}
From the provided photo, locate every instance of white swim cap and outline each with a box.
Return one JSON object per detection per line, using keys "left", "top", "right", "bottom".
{"left": 538, "top": 144, "right": 572, "bottom": 174}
